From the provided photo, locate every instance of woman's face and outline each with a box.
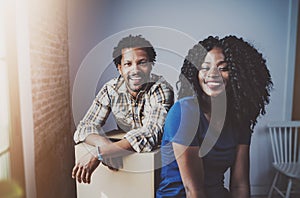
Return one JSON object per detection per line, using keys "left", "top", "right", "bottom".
{"left": 198, "top": 47, "right": 229, "bottom": 97}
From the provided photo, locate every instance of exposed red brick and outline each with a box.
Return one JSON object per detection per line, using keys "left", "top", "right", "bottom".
{"left": 28, "top": 0, "right": 76, "bottom": 197}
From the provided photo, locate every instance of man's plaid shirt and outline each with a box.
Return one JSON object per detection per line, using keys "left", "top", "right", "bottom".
{"left": 73, "top": 74, "right": 174, "bottom": 152}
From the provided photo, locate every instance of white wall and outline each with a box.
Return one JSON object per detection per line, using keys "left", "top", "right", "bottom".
{"left": 68, "top": 0, "right": 298, "bottom": 195}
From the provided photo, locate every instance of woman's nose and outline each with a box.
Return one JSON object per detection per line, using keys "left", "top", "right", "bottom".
{"left": 207, "top": 65, "right": 220, "bottom": 77}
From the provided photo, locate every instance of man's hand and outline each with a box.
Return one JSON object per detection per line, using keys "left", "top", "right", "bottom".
{"left": 72, "top": 149, "right": 101, "bottom": 184}
{"left": 72, "top": 144, "right": 124, "bottom": 184}
{"left": 102, "top": 156, "right": 123, "bottom": 171}
{"left": 72, "top": 133, "right": 132, "bottom": 183}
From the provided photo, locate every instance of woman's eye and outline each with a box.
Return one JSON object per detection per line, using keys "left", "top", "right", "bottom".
{"left": 218, "top": 66, "right": 229, "bottom": 72}
{"left": 200, "top": 65, "right": 210, "bottom": 71}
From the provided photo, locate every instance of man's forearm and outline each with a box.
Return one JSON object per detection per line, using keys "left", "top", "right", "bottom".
{"left": 85, "top": 133, "right": 110, "bottom": 146}
{"left": 102, "top": 138, "right": 133, "bottom": 158}
{"left": 85, "top": 134, "right": 134, "bottom": 158}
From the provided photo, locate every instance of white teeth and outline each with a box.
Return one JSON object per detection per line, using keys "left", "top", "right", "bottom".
{"left": 131, "top": 77, "right": 141, "bottom": 80}
{"left": 207, "top": 82, "right": 221, "bottom": 86}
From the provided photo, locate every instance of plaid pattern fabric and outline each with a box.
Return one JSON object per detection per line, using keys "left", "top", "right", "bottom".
{"left": 73, "top": 74, "right": 174, "bottom": 152}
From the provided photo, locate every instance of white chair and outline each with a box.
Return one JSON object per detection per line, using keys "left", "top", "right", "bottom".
{"left": 267, "top": 121, "right": 300, "bottom": 198}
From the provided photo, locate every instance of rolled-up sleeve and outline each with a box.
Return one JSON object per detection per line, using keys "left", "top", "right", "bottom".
{"left": 124, "top": 83, "right": 174, "bottom": 152}
{"left": 73, "top": 85, "right": 111, "bottom": 143}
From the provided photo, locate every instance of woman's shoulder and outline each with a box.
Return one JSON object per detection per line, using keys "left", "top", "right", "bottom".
{"left": 167, "top": 96, "right": 200, "bottom": 124}
{"left": 164, "top": 96, "right": 201, "bottom": 145}
{"left": 172, "top": 96, "right": 199, "bottom": 112}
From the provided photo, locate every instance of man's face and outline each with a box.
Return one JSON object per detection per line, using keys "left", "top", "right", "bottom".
{"left": 118, "top": 48, "right": 152, "bottom": 97}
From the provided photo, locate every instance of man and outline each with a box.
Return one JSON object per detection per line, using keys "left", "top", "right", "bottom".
{"left": 72, "top": 35, "right": 174, "bottom": 184}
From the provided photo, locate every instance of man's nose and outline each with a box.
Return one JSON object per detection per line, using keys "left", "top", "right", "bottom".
{"left": 131, "top": 63, "right": 140, "bottom": 72}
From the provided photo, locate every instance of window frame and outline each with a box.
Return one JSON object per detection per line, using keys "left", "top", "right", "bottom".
{"left": 0, "top": 0, "right": 26, "bottom": 194}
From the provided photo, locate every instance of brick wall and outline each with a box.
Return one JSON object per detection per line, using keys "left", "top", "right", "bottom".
{"left": 28, "top": 0, "right": 76, "bottom": 197}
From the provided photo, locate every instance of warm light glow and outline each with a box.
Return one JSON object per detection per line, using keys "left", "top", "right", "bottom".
{"left": 0, "top": 61, "right": 10, "bottom": 180}
{"left": 0, "top": 61, "right": 10, "bottom": 150}
{"left": 0, "top": 180, "right": 23, "bottom": 197}
{"left": 0, "top": 0, "right": 6, "bottom": 59}
{"left": 0, "top": 0, "right": 10, "bottom": 180}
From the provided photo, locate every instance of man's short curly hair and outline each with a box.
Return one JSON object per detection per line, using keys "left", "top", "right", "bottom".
{"left": 178, "top": 35, "right": 273, "bottom": 131}
{"left": 112, "top": 35, "right": 157, "bottom": 67}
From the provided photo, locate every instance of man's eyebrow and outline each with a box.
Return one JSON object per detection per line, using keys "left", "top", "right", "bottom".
{"left": 138, "top": 58, "right": 148, "bottom": 61}
{"left": 122, "top": 61, "right": 131, "bottom": 65}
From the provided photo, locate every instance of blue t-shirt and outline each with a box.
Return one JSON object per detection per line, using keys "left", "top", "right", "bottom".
{"left": 156, "top": 97, "right": 251, "bottom": 198}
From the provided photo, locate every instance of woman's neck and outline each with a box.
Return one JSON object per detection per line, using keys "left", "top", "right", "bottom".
{"left": 202, "top": 91, "right": 227, "bottom": 131}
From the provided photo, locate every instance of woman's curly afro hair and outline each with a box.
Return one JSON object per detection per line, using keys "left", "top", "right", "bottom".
{"left": 177, "top": 35, "right": 273, "bottom": 132}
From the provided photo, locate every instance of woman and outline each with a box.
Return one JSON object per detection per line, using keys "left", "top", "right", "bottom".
{"left": 156, "top": 36, "right": 272, "bottom": 198}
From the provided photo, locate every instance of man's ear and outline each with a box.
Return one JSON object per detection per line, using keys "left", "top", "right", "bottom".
{"left": 150, "top": 62, "right": 154, "bottom": 70}
{"left": 117, "top": 64, "right": 122, "bottom": 75}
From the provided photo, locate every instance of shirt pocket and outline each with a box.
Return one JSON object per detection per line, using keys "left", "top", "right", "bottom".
{"left": 112, "top": 104, "right": 133, "bottom": 130}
